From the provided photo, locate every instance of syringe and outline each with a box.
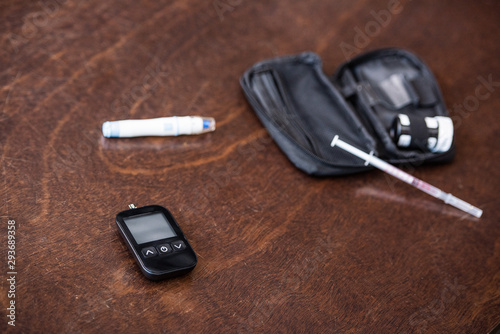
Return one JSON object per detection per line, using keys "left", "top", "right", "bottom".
{"left": 330, "top": 135, "right": 483, "bottom": 218}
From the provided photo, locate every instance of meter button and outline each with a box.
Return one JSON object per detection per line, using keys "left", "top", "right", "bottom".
{"left": 157, "top": 244, "right": 172, "bottom": 255}
{"left": 171, "top": 241, "right": 186, "bottom": 252}
{"left": 141, "top": 247, "right": 157, "bottom": 258}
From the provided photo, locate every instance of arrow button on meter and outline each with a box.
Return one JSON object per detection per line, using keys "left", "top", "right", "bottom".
{"left": 141, "top": 247, "right": 157, "bottom": 258}
{"left": 171, "top": 241, "right": 186, "bottom": 252}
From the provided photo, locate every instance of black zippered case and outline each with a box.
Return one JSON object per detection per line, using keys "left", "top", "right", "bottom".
{"left": 240, "top": 48, "right": 455, "bottom": 176}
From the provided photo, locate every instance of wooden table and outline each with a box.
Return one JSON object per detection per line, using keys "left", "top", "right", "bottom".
{"left": 1, "top": 0, "right": 499, "bottom": 332}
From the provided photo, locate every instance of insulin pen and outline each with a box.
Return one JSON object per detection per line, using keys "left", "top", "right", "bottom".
{"left": 330, "top": 135, "right": 483, "bottom": 218}
{"left": 102, "top": 116, "right": 216, "bottom": 138}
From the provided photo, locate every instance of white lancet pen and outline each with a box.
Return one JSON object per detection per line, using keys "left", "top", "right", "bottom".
{"left": 102, "top": 116, "right": 216, "bottom": 138}
{"left": 330, "top": 135, "right": 483, "bottom": 218}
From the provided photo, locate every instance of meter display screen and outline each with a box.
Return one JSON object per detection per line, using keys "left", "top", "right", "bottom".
{"left": 123, "top": 212, "right": 177, "bottom": 244}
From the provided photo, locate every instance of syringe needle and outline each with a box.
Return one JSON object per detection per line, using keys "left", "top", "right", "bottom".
{"left": 330, "top": 135, "right": 483, "bottom": 218}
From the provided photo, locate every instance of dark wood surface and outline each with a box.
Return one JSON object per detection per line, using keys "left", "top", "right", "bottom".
{"left": 1, "top": 0, "right": 499, "bottom": 332}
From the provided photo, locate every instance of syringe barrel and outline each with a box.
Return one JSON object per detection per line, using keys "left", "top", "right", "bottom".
{"left": 331, "top": 135, "right": 483, "bottom": 218}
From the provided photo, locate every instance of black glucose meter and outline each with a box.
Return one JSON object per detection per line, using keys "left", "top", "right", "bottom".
{"left": 115, "top": 204, "right": 197, "bottom": 280}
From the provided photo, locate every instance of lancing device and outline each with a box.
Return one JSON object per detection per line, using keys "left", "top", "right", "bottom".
{"left": 102, "top": 116, "right": 216, "bottom": 138}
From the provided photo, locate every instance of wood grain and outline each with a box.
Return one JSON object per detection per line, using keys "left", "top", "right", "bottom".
{"left": 1, "top": 0, "right": 499, "bottom": 332}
